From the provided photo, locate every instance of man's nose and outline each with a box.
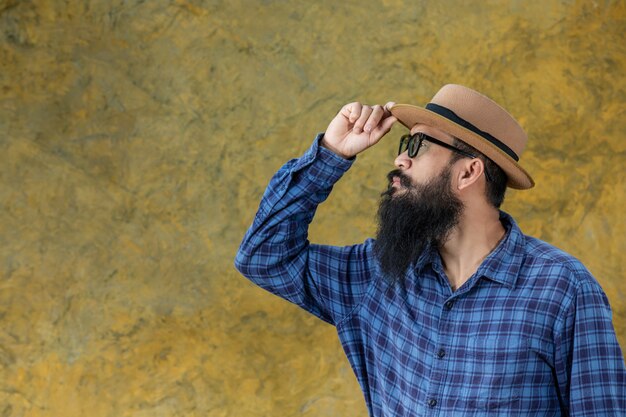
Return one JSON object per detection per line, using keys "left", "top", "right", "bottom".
{"left": 394, "top": 152, "right": 412, "bottom": 170}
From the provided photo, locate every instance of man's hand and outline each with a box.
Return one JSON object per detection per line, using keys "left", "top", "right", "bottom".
{"left": 322, "top": 102, "right": 397, "bottom": 159}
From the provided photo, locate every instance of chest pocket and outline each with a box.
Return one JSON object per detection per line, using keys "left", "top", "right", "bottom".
{"left": 459, "top": 336, "right": 530, "bottom": 411}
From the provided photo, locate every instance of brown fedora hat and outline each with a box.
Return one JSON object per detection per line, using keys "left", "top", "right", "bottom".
{"left": 390, "top": 84, "right": 534, "bottom": 189}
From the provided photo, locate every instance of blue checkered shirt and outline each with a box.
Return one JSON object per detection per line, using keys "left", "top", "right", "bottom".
{"left": 235, "top": 134, "right": 626, "bottom": 416}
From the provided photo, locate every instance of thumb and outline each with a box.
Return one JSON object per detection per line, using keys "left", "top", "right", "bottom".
{"left": 383, "top": 101, "right": 396, "bottom": 113}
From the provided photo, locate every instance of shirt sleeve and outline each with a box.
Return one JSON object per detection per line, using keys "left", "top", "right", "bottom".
{"left": 554, "top": 279, "right": 626, "bottom": 416}
{"left": 234, "top": 134, "right": 378, "bottom": 325}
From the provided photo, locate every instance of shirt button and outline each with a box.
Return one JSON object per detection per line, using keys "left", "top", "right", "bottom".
{"left": 428, "top": 398, "right": 437, "bottom": 407}
{"left": 444, "top": 301, "right": 454, "bottom": 310}
{"left": 437, "top": 349, "right": 446, "bottom": 359}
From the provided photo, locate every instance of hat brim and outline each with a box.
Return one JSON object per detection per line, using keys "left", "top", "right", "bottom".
{"left": 390, "top": 104, "right": 534, "bottom": 190}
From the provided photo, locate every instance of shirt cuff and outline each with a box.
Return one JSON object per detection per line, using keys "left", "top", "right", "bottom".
{"left": 296, "top": 133, "right": 355, "bottom": 186}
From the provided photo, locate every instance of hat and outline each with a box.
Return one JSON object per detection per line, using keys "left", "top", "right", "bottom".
{"left": 390, "top": 84, "right": 534, "bottom": 189}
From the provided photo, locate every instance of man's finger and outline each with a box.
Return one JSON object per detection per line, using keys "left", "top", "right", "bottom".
{"left": 353, "top": 105, "right": 373, "bottom": 134}
{"left": 370, "top": 115, "right": 397, "bottom": 144}
{"left": 365, "top": 105, "right": 385, "bottom": 133}
{"left": 341, "top": 102, "right": 363, "bottom": 123}
{"left": 383, "top": 101, "right": 396, "bottom": 116}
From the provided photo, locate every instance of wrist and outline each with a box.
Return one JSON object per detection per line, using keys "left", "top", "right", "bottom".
{"left": 320, "top": 134, "right": 351, "bottom": 159}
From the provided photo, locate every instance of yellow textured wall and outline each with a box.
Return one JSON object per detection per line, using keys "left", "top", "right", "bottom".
{"left": 1, "top": 0, "right": 624, "bottom": 415}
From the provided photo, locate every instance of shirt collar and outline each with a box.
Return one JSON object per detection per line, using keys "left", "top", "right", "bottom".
{"left": 413, "top": 243, "right": 437, "bottom": 275}
{"left": 475, "top": 211, "right": 526, "bottom": 289}
{"left": 412, "top": 211, "right": 526, "bottom": 289}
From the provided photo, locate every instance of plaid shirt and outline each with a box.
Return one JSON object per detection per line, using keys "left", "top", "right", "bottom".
{"left": 235, "top": 134, "right": 626, "bottom": 416}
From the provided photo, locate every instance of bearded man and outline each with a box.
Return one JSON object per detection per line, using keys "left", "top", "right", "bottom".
{"left": 235, "top": 84, "right": 625, "bottom": 416}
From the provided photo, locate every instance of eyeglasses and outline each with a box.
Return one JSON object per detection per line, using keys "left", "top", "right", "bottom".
{"left": 398, "top": 132, "right": 492, "bottom": 181}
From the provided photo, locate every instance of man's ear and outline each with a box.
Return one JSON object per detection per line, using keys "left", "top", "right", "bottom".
{"left": 456, "top": 158, "right": 485, "bottom": 190}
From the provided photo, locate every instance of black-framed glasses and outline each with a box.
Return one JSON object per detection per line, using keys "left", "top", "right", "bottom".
{"left": 398, "top": 132, "right": 492, "bottom": 181}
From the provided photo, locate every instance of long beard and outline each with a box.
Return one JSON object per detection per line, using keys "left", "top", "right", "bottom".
{"left": 373, "top": 166, "right": 464, "bottom": 284}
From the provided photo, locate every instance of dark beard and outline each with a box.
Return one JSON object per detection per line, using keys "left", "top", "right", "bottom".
{"left": 373, "top": 166, "right": 464, "bottom": 284}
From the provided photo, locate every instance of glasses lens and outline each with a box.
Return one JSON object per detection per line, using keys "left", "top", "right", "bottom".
{"left": 398, "top": 135, "right": 410, "bottom": 155}
{"left": 408, "top": 134, "right": 422, "bottom": 158}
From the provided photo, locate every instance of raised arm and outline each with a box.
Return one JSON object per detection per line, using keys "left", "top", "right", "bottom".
{"left": 234, "top": 102, "right": 396, "bottom": 325}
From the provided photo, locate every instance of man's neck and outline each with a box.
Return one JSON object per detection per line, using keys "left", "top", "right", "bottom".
{"left": 438, "top": 208, "right": 506, "bottom": 291}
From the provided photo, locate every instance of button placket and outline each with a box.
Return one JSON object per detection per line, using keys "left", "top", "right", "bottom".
{"left": 425, "top": 297, "right": 456, "bottom": 413}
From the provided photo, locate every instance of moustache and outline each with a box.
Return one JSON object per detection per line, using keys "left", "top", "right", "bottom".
{"left": 384, "top": 169, "right": 414, "bottom": 194}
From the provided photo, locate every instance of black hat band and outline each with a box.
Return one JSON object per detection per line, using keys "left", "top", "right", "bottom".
{"left": 426, "top": 103, "right": 520, "bottom": 161}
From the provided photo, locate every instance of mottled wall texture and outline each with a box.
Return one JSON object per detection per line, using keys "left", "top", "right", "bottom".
{"left": 0, "top": 0, "right": 624, "bottom": 415}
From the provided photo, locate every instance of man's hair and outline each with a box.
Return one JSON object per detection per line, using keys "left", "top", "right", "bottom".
{"left": 449, "top": 138, "right": 508, "bottom": 208}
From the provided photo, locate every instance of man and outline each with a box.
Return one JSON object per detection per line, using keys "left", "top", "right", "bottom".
{"left": 235, "top": 84, "right": 625, "bottom": 416}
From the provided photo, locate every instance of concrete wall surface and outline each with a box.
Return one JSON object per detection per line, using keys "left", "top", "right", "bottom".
{"left": 1, "top": 0, "right": 624, "bottom": 415}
